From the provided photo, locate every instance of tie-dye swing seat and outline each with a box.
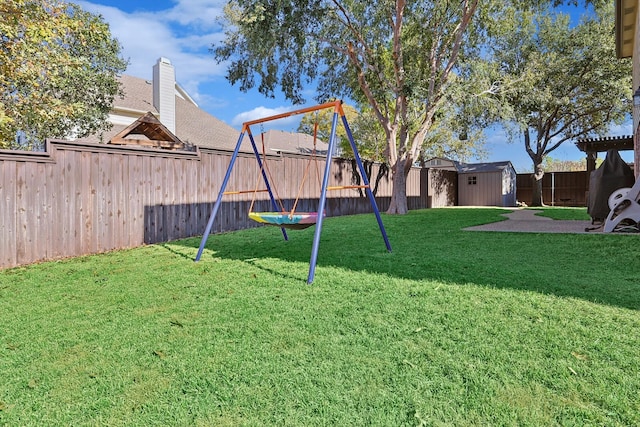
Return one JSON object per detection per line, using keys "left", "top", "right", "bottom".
{"left": 248, "top": 211, "right": 324, "bottom": 230}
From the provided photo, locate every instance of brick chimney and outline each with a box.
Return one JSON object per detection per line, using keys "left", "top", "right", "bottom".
{"left": 152, "top": 57, "right": 176, "bottom": 134}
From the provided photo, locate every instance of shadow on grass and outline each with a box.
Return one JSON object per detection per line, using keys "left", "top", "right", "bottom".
{"left": 170, "top": 208, "right": 640, "bottom": 311}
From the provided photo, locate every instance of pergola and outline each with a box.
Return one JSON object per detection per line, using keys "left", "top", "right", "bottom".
{"left": 575, "top": 135, "right": 634, "bottom": 174}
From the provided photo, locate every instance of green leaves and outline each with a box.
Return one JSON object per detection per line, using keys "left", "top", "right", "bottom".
{"left": 0, "top": 0, "right": 127, "bottom": 150}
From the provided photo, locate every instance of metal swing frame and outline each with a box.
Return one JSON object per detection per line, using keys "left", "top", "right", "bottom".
{"left": 195, "top": 100, "right": 392, "bottom": 284}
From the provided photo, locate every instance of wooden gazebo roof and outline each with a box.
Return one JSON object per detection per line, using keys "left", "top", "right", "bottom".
{"left": 575, "top": 135, "right": 634, "bottom": 153}
{"left": 109, "top": 112, "right": 187, "bottom": 150}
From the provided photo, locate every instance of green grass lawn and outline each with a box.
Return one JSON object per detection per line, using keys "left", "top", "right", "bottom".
{"left": 1, "top": 208, "right": 638, "bottom": 426}
{"left": 528, "top": 206, "right": 592, "bottom": 221}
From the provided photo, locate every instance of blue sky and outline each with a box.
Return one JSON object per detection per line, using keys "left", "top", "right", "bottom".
{"left": 77, "top": 0, "right": 633, "bottom": 173}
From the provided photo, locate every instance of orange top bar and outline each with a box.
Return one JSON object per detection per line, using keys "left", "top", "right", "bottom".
{"left": 242, "top": 100, "right": 343, "bottom": 127}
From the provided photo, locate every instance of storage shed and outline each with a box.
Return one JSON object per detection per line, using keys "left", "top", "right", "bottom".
{"left": 457, "top": 161, "right": 517, "bottom": 207}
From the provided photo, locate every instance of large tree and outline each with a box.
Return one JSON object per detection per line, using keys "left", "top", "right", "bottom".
{"left": 483, "top": 4, "right": 631, "bottom": 206}
{"left": 0, "top": 0, "right": 127, "bottom": 150}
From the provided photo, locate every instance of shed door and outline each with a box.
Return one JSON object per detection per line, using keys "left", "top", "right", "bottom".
{"left": 427, "top": 169, "right": 458, "bottom": 207}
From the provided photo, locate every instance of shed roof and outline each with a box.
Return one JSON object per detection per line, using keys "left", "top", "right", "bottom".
{"left": 424, "top": 157, "right": 514, "bottom": 174}
{"left": 456, "top": 161, "right": 514, "bottom": 174}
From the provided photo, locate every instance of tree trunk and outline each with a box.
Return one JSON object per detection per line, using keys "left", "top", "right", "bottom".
{"left": 531, "top": 160, "right": 545, "bottom": 207}
{"left": 387, "top": 158, "right": 409, "bottom": 214}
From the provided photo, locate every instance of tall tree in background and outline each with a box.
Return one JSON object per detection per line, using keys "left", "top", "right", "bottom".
{"left": 0, "top": 0, "right": 127, "bottom": 150}
{"left": 542, "top": 157, "right": 587, "bottom": 172}
{"left": 484, "top": 3, "right": 631, "bottom": 206}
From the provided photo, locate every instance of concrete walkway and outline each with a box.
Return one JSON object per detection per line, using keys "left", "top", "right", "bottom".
{"left": 464, "top": 209, "right": 596, "bottom": 234}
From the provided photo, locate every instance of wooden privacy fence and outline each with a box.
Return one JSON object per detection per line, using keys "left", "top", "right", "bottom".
{"left": 0, "top": 140, "right": 425, "bottom": 269}
{"left": 516, "top": 171, "right": 588, "bottom": 206}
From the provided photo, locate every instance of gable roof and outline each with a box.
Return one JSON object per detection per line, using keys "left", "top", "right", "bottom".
{"left": 424, "top": 157, "right": 460, "bottom": 170}
{"left": 424, "top": 157, "right": 515, "bottom": 174}
{"left": 109, "top": 111, "right": 187, "bottom": 150}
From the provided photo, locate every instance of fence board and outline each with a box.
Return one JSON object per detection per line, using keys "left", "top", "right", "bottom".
{"left": 89, "top": 151, "right": 101, "bottom": 254}
{"left": 34, "top": 162, "right": 48, "bottom": 262}
{"left": 14, "top": 162, "right": 28, "bottom": 262}
{"left": 129, "top": 154, "right": 142, "bottom": 246}
{"left": 80, "top": 151, "right": 91, "bottom": 254}
{"left": 1, "top": 162, "right": 16, "bottom": 266}
{"left": 72, "top": 150, "right": 83, "bottom": 256}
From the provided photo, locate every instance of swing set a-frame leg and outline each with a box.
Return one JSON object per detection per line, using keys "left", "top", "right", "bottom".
{"left": 306, "top": 106, "right": 392, "bottom": 284}
{"left": 341, "top": 113, "right": 392, "bottom": 252}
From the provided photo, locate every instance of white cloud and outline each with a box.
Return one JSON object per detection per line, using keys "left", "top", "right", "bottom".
{"left": 163, "top": 0, "right": 227, "bottom": 29}
{"left": 608, "top": 118, "right": 633, "bottom": 136}
{"left": 231, "top": 106, "right": 301, "bottom": 128}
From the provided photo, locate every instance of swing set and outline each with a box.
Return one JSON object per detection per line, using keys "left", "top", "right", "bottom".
{"left": 195, "top": 100, "right": 391, "bottom": 283}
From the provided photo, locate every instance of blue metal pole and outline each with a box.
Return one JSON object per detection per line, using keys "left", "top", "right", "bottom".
{"left": 246, "top": 131, "right": 288, "bottom": 241}
{"left": 195, "top": 130, "right": 247, "bottom": 261}
{"left": 306, "top": 110, "right": 340, "bottom": 284}
{"left": 341, "top": 115, "right": 392, "bottom": 252}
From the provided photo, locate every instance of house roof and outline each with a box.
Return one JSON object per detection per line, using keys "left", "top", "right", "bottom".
{"left": 115, "top": 75, "right": 156, "bottom": 112}
{"left": 78, "top": 74, "right": 326, "bottom": 155}
{"left": 260, "top": 129, "right": 328, "bottom": 155}
{"left": 174, "top": 96, "right": 240, "bottom": 151}
{"left": 456, "top": 161, "right": 515, "bottom": 174}
{"left": 77, "top": 74, "right": 240, "bottom": 151}
{"left": 616, "top": 0, "right": 638, "bottom": 58}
